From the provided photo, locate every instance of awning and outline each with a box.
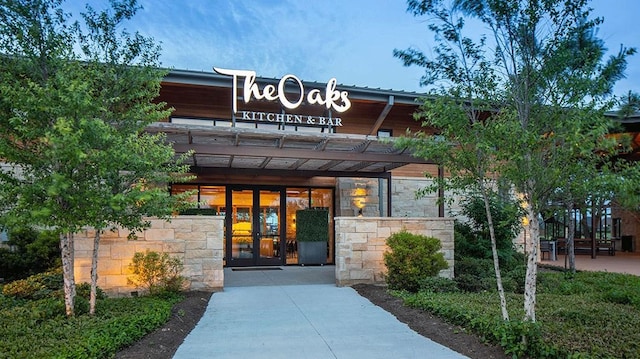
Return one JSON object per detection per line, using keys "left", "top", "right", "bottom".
{"left": 145, "top": 123, "right": 433, "bottom": 177}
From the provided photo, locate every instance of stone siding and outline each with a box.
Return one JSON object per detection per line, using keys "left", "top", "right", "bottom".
{"left": 391, "top": 177, "right": 463, "bottom": 217}
{"left": 74, "top": 216, "right": 224, "bottom": 297}
{"left": 335, "top": 217, "right": 454, "bottom": 286}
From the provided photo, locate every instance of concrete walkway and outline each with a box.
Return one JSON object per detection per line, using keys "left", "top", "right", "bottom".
{"left": 173, "top": 266, "right": 468, "bottom": 359}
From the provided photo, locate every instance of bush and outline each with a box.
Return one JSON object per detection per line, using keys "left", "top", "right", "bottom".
{"left": 0, "top": 227, "right": 60, "bottom": 281}
{"left": 2, "top": 268, "right": 63, "bottom": 300}
{"left": 128, "top": 250, "right": 186, "bottom": 295}
{"left": 419, "top": 276, "right": 460, "bottom": 293}
{"left": 454, "top": 217, "right": 526, "bottom": 294}
{"left": 383, "top": 230, "right": 448, "bottom": 292}
{"left": 76, "top": 282, "right": 107, "bottom": 301}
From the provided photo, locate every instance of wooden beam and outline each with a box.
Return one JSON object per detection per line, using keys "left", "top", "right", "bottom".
{"left": 369, "top": 95, "right": 394, "bottom": 135}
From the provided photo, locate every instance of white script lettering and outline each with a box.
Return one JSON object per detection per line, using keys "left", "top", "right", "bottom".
{"left": 214, "top": 67, "right": 351, "bottom": 113}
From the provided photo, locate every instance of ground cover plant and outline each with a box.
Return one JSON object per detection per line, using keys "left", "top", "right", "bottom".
{"left": 0, "top": 271, "right": 181, "bottom": 359}
{"left": 393, "top": 270, "right": 640, "bottom": 358}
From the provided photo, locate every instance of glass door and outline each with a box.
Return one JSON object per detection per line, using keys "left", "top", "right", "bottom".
{"left": 227, "top": 187, "right": 284, "bottom": 266}
{"left": 257, "top": 190, "right": 282, "bottom": 265}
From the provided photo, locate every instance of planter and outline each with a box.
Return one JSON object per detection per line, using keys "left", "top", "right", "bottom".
{"left": 298, "top": 241, "right": 327, "bottom": 265}
{"left": 296, "top": 208, "right": 329, "bottom": 265}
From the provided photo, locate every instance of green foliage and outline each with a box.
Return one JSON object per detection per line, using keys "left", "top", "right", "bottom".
{"left": 295, "top": 209, "right": 329, "bottom": 242}
{"left": 76, "top": 282, "right": 107, "bottom": 301}
{"left": 2, "top": 268, "right": 63, "bottom": 300}
{"left": 0, "top": 0, "right": 192, "bottom": 316}
{"left": 0, "top": 292, "right": 181, "bottom": 358}
{"left": 0, "top": 227, "right": 60, "bottom": 281}
{"left": 396, "top": 270, "right": 640, "bottom": 358}
{"left": 418, "top": 276, "right": 459, "bottom": 294}
{"left": 396, "top": 0, "right": 636, "bottom": 322}
{"left": 458, "top": 195, "right": 523, "bottom": 258}
{"left": 2, "top": 268, "right": 107, "bottom": 306}
{"left": 128, "top": 250, "right": 186, "bottom": 295}
{"left": 383, "top": 230, "right": 448, "bottom": 292}
{"left": 454, "top": 220, "right": 526, "bottom": 293}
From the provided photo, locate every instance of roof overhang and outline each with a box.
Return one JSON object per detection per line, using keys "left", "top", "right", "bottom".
{"left": 146, "top": 122, "right": 434, "bottom": 177}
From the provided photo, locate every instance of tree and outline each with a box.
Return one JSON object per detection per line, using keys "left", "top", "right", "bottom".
{"left": 396, "top": 0, "right": 634, "bottom": 324}
{"left": 0, "top": 0, "right": 191, "bottom": 316}
{"left": 618, "top": 91, "right": 640, "bottom": 118}
{"left": 393, "top": 0, "right": 513, "bottom": 320}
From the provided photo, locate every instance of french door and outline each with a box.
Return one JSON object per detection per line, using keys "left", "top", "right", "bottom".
{"left": 226, "top": 187, "right": 284, "bottom": 266}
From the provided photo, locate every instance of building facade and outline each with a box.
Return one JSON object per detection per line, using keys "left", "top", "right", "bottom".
{"left": 74, "top": 68, "right": 457, "bottom": 295}
{"left": 154, "top": 68, "right": 451, "bottom": 268}
{"left": 73, "top": 67, "right": 640, "bottom": 295}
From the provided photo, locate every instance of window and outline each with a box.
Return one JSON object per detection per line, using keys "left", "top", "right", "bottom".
{"left": 377, "top": 129, "right": 392, "bottom": 138}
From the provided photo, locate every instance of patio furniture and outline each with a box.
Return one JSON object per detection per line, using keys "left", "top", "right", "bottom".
{"left": 597, "top": 239, "right": 615, "bottom": 256}
{"left": 540, "top": 240, "right": 556, "bottom": 261}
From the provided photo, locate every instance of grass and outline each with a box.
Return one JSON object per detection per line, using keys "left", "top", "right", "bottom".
{"left": 395, "top": 270, "right": 640, "bottom": 358}
{"left": 0, "top": 292, "right": 181, "bottom": 359}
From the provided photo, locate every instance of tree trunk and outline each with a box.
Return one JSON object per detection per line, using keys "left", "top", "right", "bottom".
{"left": 481, "top": 187, "right": 510, "bottom": 321}
{"left": 566, "top": 202, "right": 576, "bottom": 273}
{"left": 90, "top": 230, "right": 101, "bottom": 315}
{"left": 60, "top": 231, "right": 76, "bottom": 317}
{"left": 523, "top": 205, "right": 538, "bottom": 322}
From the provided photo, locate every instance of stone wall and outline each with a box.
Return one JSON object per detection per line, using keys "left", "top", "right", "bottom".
{"left": 335, "top": 217, "right": 454, "bottom": 286}
{"left": 391, "top": 177, "right": 463, "bottom": 217}
{"left": 74, "top": 216, "right": 224, "bottom": 297}
{"left": 336, "top": 177, "right": 384, "bottom": 217}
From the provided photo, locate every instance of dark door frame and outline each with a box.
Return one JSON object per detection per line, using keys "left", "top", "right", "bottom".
{"left": 225, "top": 185, "right": 286, "bottom": 267}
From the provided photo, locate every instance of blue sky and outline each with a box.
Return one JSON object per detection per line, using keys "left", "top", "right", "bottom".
{"left": 72, "top": 0, "right": 638, "bottom": 97}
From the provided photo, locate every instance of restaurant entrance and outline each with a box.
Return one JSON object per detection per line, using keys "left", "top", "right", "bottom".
{"left": 171, "top": 183, "right": 335, "bottom": 267}
{"left": 227, "top": 187, "right": 284, "bottom": 266}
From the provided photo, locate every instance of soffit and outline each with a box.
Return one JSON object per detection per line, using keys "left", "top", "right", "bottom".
{"left": 145, "top": 123, "right": 433, "bottom": 176}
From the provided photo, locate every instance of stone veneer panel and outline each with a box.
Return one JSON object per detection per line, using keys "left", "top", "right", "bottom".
{"left": 73, "top": 216, "right": 224, "bottom": 297}
{"left": 335, "top": 217, "right": 454, "bottom": 286}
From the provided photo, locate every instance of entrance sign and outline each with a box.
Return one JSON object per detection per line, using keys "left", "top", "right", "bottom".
{"left": 239, "top": 111, "right": 342, "bottom": 127}
{"left": 214, "top": 67, "right": 352, "bottom": 115}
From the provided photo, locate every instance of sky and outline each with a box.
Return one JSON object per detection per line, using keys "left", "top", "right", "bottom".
{"left": 69, "top": 0, "right": 639, "bottom": 98}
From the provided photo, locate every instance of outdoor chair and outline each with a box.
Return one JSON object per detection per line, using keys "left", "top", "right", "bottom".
{"left": 540, "top": 240, "right": 552, "bottom": 260}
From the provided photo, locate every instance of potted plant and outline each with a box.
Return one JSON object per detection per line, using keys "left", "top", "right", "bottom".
{"left": 296, "top": 208, "right": 329, "bottom": 265}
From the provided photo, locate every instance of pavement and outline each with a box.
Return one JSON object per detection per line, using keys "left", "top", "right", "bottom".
{"left": 540, "top": 251, "right": 640, "bottom": 275}
{"left": 173, "top": 266, "right": 469, "bottom": 359}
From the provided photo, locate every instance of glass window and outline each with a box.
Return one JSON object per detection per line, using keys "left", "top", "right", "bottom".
{"left": 171, "top": 184, "right": 198, "bottom": 208}
{"left": 200, "top": 186, "right": 226, "bottom": 209}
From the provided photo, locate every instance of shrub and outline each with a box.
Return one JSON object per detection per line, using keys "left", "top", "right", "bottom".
{"left": 0, "top": 227, "right": 60, "bottom": 281}
{"left": 2, "top": 268, "right": 63, "bottom": 299}
{"left": 76, "top": 282, "right": 107, "bottom": 301}
{"left": 454, "top": 217, "right": 526, "bottom": 293}
{"left": 419, "top": 276, "right": 460, "bottom": 293}
{"left": 128, "top": 250, "right": 186, "bottom": 295}
{"left": 383, "top": 230, "right": 448, "bottom": 292}
{"left": 458, "top": 194, "right": 523, "bottom": 257}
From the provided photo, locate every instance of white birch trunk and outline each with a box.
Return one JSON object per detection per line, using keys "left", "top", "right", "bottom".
{"left": 60, "top": 232, "right": 76, "bottom": 317}
{"left": 481, "top": 188, "right": 510, "bottom": 321}
{"left": 90, "top": 230, "right": 101, "bottom": 315}
{"left": 523, "top": 206, "right": 538, "bottom": 322}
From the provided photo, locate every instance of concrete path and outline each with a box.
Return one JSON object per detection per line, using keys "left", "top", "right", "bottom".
{"left": 173, "top": 267, "right": 468, "bottom": 359}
